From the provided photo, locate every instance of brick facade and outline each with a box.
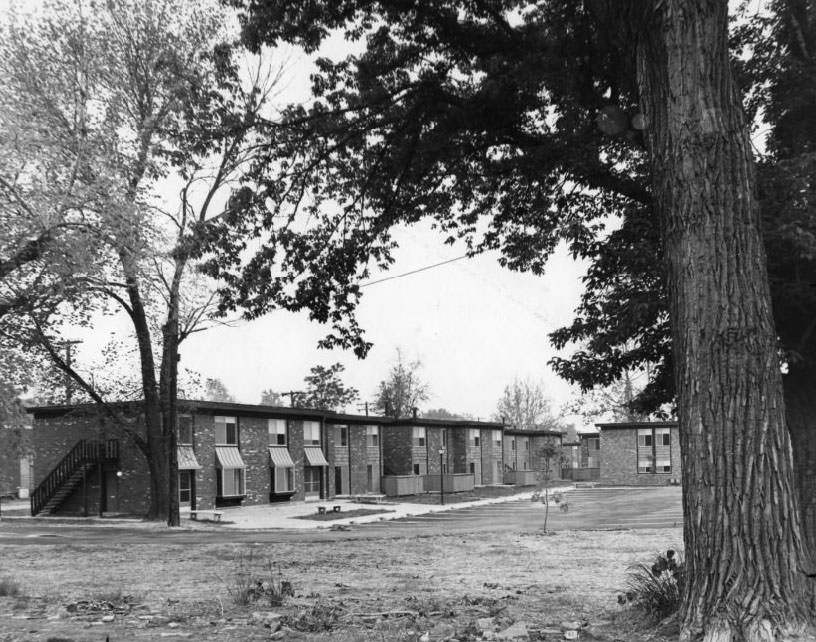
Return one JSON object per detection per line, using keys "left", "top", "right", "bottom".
{"left": 28, "top": 401, "right": 508, "bottom": 516}
{"left": 598, "top": 422, "right": 682, "bottom": 486}
{"left": 501, "top": 430, "right": 563, "bottom": 476}
{"left": 0, "top": 424, "right": 32, "bottom": 498}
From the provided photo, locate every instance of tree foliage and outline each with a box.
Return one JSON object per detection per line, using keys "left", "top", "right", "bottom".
{"left": 296, "top": 362, "right": 358, "bottom": 412}
{"left": 373, "top": 350, "right": 430, "bottom": 418}
{"left": 204, "top": 378, "right": 235, "bottom": 403}
{"left": 494, "top": 377, "right": 562, "bottom": 431}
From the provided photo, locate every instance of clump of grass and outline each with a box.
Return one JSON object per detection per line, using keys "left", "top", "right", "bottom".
{"left": 227, "top": 551, "right": 293, "bottom": 607}
{"left": 0, "top": 576, "right": 21, "bottom": 597}
{"left": 618, "top": 549, "right": 684, "bottom": 621}
{"left": 283, "top": 599, "right": 343, "bottom": 632}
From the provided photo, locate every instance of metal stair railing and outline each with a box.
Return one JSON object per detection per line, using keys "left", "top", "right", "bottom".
{"left": 30, "top": 439, "right": 119, "bottom": 516}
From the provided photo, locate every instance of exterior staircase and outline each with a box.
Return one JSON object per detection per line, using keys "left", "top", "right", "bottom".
{"left": 30, "top": 439, "right": 119, "bottom": 516}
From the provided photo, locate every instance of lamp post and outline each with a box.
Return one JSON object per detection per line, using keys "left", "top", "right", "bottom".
{"left": 438, "top": 448, "right": 446, "bottom": 505}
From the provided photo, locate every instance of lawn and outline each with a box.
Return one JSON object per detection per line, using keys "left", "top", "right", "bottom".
{"left": 0, "top": 526, "right": 688, "bottom": 642}
{"left": 399, "top": 483, "right": 546, "bottom": 505}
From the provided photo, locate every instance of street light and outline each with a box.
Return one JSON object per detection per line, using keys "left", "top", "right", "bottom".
{"left": 438, "top": 448, "right": 446, "bottom": 505}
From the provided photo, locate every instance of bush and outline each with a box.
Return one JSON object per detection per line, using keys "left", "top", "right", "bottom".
{"left": 228, "top": 552, "right": 293, "bottom": 607}
{"left": 618, "top": 549, "right": 684, "bottom": 621}
{"left": 0, "top": 576, "right": 21, "bottom": 597}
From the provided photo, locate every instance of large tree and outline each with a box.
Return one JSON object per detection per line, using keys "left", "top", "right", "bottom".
{"left": 297, "top": 362, "right": 359, "bottom": 412}
{"left": 1, "top": 0, "right": 275, "bottom": 525}
{"left": 218, "top": 0, "right": 814, "bottom": 637}
{"left": 373, "top": 351, "right": 430, "bottom": 418}
{"left": 494, "top": 377, "right": 562, "bottom": 431}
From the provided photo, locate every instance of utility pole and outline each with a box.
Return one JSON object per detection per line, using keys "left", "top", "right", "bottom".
{"left": 283, "top": 391, "right": 305, "bottom": 408}
{"left": 61, "top": 340, "right": 81, "bottom": 404}
{"left": 355, "top": 402, "right": 369, "bottom": 416}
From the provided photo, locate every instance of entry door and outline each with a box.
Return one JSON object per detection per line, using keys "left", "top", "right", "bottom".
{"left": 304, "top": 467, "right": 322, "bottom": 500}
{"left": 334, "top": 467, "right": 343, "bottom": 495}
{"left": 104, "top": 470, "right": 119, "bottom": 513}
{"left": 179, "top": 471, "right": 192, "bottom": 507}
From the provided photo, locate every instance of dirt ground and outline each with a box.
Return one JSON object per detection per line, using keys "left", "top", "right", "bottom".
{"left": 0, "top": 526, "right": 688, "bottom": 642}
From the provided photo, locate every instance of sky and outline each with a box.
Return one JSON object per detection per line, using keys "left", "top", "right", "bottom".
{"left": 41, "top": 6, "right": 594, "bottom": 426}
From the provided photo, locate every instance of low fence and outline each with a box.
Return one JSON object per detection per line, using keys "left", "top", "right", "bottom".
{"left": 425, "top": 473, "right": 474, "bottom": 493}
{"left": 504, "top": 470, "right": 538, "bottom": 486}
{"left": 381, "top": 475, "right": 425, "bottom": 497}
{"left": 561, "top": 467, "right": 600, "bottom": 482}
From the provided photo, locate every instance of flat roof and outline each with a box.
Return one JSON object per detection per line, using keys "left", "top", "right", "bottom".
{"left": 503, "top": 428, "right": 564, "bottom": 437}
{"left": 26, "top": 399, "right": 505, "bottom": 428}
{"left": 596, "top": 421, "right": 677, "bottom": 430}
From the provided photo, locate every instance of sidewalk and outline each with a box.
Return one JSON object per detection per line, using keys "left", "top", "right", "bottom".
{"left": 0, "top": 485, "right": 575, "bottom": 530}
{"left": 216, "top": 484, "right": 575, "bottom": 530}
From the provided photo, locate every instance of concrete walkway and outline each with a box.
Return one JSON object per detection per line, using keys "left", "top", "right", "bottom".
{"left": 0, "top": 486, "right": 576, "bottom": 530}
{"left": 213, "top": 485, "right": 575, "bottom": 530}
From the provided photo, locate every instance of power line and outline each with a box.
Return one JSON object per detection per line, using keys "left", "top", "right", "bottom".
{"left": 359, "top": 254, "right": 471, "bottom": 288}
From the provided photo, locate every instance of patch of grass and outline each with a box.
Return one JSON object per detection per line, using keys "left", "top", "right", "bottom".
{"left": 618, "top": 549, "right": 684, "bottom": 621}
{"left": 0, "top": 576, "right": 21, "bottom": 597}
{"left": 227, "top": 551, "right": 294, "bottom": 607}
{"left": 294, "top": 508, "right": 394, "bottom": 522}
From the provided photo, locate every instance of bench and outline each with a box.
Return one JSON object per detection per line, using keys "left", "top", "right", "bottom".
{"left": 189, "top": 509, "right": 223, "bottom": 522}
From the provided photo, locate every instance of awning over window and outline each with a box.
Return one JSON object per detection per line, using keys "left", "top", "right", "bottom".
{"left": 177, "top": 446, "right": 202, "bottom": 470}
{"left": 215, "top": 446, "right": 246, "bottom": 469}
{"left": 303, "top": 446, "right": 329, "bottom": 467}
{"left": 268, "top": 446, "right": 295, "bottom": 468}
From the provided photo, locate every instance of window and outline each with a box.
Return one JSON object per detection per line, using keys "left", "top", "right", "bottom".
{"left": 413, "top": 426, "right": 426, "bottom": 447}
{"left": 268, "top": 419, "right": 287, "bottom": 446}
{"left": 587, "top": 438, "right": 600, "bottom": 451}
{"left": 638, "top": 427, "right": 672, "bottom": 474}
{"left": 215, "top": 416, "right": 238, "bottom": 445}
{"left": 412, "top": 462, "right": 427, "bottom": 475}
{"left": 217, "top": 468, "right": 245, "bottom": 496}
{"left": 413, "top": 463, "right": 420, "bottom": 475}
{"left": 469, "top": 462, "right": 475, "bottom": 474}
{"left": 366, "top": 425, "right": 379, "bottom": 447}
{"left": 274, "top": 466, "right": 293, "bottom": 493}
{"left": 511, "top": 439, "right": 516, "bottom": 451}
{"left": 469, "top": 428, "right": 480, "bottom": 446}
{"left": 337, "top": 425, "right": 348, "bottom": 447}
{"left": 525, "top": 440, "right": 530, "bottom": 450}
{"left": 178, "top": 415, "right": 193, "bottom": 445}
{"left": 442, "top": 430, "right": 447, "bottom": 447}
{"left": 493, "top": 429, "right": 501, "bottom": 447}
{"left": 304, "top": 421, "right": 321, "bottom": 445}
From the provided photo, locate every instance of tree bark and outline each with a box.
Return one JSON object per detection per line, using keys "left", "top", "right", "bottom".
{"left": 782, "top": 363, "right": 816, "bottom": 610}
{"left": 635, "top": 1, "right": 811, "bottom": 639}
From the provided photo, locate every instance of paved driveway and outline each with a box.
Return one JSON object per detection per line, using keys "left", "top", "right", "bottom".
{"left": 0, "top": 486, "right": 682, "bottom": 546}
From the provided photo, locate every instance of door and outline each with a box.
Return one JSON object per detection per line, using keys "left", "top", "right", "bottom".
{"left": 103, "top": 470, "right": 119, "bottom": 513}
{"left": 179, "top": 471, "right": 192, "bottom": 507}
{"left": 334, "top": 466, "right": 343, "bottom": 495}
{"left": 304, "top": 467, "right": 322, "bottom": 500}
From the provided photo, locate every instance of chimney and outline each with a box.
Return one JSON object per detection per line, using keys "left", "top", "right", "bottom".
{"left": 412, "top": 407, "right": 418, "bottom": 420}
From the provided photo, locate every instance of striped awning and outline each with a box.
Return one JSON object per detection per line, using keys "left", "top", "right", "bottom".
{"left": 303, "top": 446, "right": 329, "bottom": 467}
{"left": 268, "top": 446, "right": 295, "bottom": 468}
{"left": 177, "top": 446, "right": 202, "bottom": 470}
{"left": 215, "top": 446, "right": 246, "bottom": 469}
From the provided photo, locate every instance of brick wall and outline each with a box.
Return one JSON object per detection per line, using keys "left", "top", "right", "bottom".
{"left": 192, "top": 413, "right": 216, "bottom": 509}
{"left": 238, "top": 415, "right": 271, "bottom": 506}
{"left": 382, "top": 425, "right": 412, "bottom": 475}
{"left": 0, "top": 426, "right": 30, "bottom": 497}
{"left": 480, "top": 429, "right": 504, "bottom": 485}
{"left": 600, "top": 427, "right": 682, "bottom": 485}
{"left": 32, "top": 411, "right": 151, "bottom": 515}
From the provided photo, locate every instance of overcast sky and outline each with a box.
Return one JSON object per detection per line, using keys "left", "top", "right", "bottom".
{"left": 58, "top": 16, "right": 593, "bottom": 426}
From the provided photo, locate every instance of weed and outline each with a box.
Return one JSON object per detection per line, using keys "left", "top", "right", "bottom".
{"left": 0, "top": 576, "right": 21, "bottom": 597}
{"left": 283, "top": 599, "right": 343, "bottom": 632}
{"left": 618, "top": 549, "right": 684, "bottom": 621}
{"left": 227, "top": 551, "right": 294, "bottom": 607}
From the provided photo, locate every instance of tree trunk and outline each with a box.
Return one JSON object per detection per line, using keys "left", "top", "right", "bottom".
{"left": 782, "top": 363, "right": 816, "bottom": 610}
{"left": 121, "top": 252, "right": 167, "bottom": 521}
{"left": 636, "top": 1, "right": 811, "bottom": 639}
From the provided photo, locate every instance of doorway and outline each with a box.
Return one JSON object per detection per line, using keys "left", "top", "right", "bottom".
{"left": 304, "top": 466, "right": 322, "bottom": 500}
{"left": 103, "top": 470, "right": 119, "bottom": 513}
{"left": 179, "top": 470, "right": 193, "bottom": 508}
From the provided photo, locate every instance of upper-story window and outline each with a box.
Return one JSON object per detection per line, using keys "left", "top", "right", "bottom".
{"left": 637, "top": 429, "right": 653, "bottom": 447}
{"left": 493, "top": 429, "right": 501, "bottom": 447}
{"left": 412, "top": 426, "right": 426, "bottom": 447}
{"left": 178, "top": 415, "right": 193, "bottom": 445}
{"left": 511, "top": 438, "right": 516, "bottom": 451}
{"left": 442, "top": 429, "right": 447, "bottom": 447}
{"left": 366, "top": 425, "right": 379, "bottom": 447}
{"left": 304, "top": 421, "right": 321, "bottom": 445}
{"left": 215, "top": 416, "right": 238, "bottom": 445}
{"left": 268, "top": 419, "right": 287, "bottom": 446}
{"left": 337, "top": 425, "right": 348, "bottom": 447}
{"left": 469, "top": 428, "right": 480, "bottom": 446}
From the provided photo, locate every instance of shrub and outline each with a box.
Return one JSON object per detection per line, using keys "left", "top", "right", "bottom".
{"left": 0, "top": 576, "right": 21, "bottom": 597}
{"left": 618, "top": 549, "right": 684, "bottom": 621}
{"left": 228, "top": 552, "right": 293, "bottom": 607}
